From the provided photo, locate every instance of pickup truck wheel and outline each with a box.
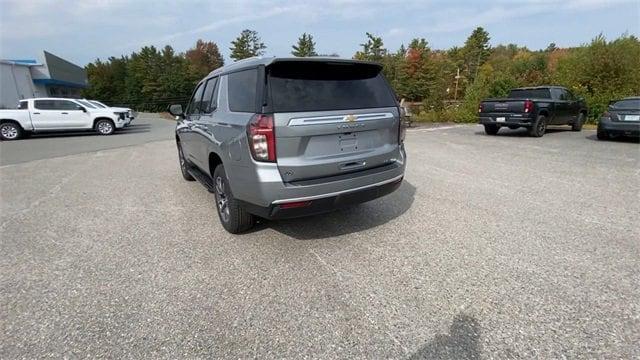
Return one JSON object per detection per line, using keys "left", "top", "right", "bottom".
{"left": 572, "top": 113, "right": 584, "bottom": 131}
{"left": 484, "top": 124, "right": 499, "bottom": 135}
{"left": 213, "top": 164, "right": 255, "bottom": 234}
{"left": 177, "top": 144, "right": 195, "bottom": 181}
{"left": 0, "top": 122, "right": 22, "bottom": 140}
{"left": 95, "top": 119, "right": 115, "bottom": 135}
{"left": 529, "top": 115, "right": 547, "bottom": 137}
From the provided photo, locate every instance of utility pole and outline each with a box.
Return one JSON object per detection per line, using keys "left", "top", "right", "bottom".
{"left": 454, "top": 67, "right": 461, "bottom": 101}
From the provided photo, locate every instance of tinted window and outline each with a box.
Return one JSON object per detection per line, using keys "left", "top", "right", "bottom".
{"left": 34, "top": 100, "right": 56, "bottom": 110}
{"left": 18, "top": 101, "right": 28, "bottom": 110}
{"left": 267, "top": 62, "right": 396, "bottom": 112}
{"left": 35, "top": 100, "right": 82, "bottom": 110}
{"left": 186, "top": 83, "right": 205, "bottom": 115}
{"left": 509, "top": 89, "right": 551, "bottom": 99}
{"left": 612, "top": 99, "right": 640, "bottom": 110}
{"left": 228, "top": 69, "right": 258, "bottom": 112}
{"left": 200, "top": 77, "right": 218, "bottom": 113}
{"left": 55, "top": 100, "right": 82, "bottom": 110}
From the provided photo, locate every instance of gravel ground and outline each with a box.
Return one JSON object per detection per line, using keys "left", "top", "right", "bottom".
{"left": 1, "top": 121, "right": 638, "bottom": 358}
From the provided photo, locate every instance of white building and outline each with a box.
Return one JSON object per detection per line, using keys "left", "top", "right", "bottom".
{"left": 0, "top": 51, "right": 88, "bottom": 109}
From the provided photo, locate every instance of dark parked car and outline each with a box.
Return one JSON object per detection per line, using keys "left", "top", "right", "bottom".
{"left": 478, "top": 86, "right": 588, "bottom": 137}
{"left": 597, "top": 97, "right": 640, "bottom": 140}
{"left": 169, "top": 57, "right": 406, "bottom": 233}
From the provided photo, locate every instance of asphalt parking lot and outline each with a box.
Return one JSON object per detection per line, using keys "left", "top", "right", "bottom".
{"left": 1, "top": 118, "right": 638, "bottom": 358}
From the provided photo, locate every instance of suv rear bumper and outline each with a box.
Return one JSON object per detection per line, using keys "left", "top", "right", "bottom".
{"left": 229, "top": 146, "right": 406, "bottom": 218}
{"left": 238, "top": 175, "right": 403, "bottom": 220}
{"left": 599, "top": 118, "right": 640, "bottom": 137}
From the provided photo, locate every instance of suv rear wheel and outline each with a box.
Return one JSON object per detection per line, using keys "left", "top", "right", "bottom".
{"left": 484, "top": 124, "right": 499, "bottom": 135}
{"left": 529, "top": 115, "right": 547, "bottom": 137}
{"left": 597, "top": 126, "right": 609, "bottom": 140}
{"left": 213, "top": 164, "right": 255, "bottom": 234}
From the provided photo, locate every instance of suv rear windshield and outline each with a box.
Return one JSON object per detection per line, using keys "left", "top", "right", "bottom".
{"left": 267, "top": 61, "right": 396, "bottom": 112}
{"left": 508, "top": 89, "right": 551, "bottom": 99}
{"left": 611, "top": 99, "right": 640, "bottom": 109}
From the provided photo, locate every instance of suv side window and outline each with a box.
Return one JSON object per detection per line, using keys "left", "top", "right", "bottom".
{"left": 18, "top": 101, "right": 28, "bottom": 109}
{"left": 228, "top": 69, "right": 258, "bottom": 112}
{"left": 200, "top": 77, "right": 219, "bottom": 114}
{"left": 186, "top": 83, "right": 205, "bottom": 115}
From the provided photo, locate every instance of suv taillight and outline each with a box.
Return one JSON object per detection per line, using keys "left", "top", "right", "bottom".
{"left": 478, "top": 103, "right": 484, "bottom": 113}
{"left": 248, "top": 114, "right": 276, "bottom": 162}
{"left": 524, "top": 100, "right": 534, "bottom": 113}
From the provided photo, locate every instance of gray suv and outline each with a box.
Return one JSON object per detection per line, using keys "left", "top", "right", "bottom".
{"left": 170, "top": 57, "right": 406, "bottom": 233}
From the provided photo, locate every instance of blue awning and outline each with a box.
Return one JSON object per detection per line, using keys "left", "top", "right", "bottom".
{"left": 32, "top": 78, "right": 88, "bottom": 88}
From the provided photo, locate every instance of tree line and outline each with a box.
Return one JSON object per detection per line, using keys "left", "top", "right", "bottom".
{"left": 83, "top": 28, "right": 640, "bottom": 121}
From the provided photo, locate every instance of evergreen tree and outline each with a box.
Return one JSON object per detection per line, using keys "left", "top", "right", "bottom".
{"left": 462, "top": 27, "right": 491, "bottom": 81}
{"left": 229, "top": 29, "right": 266, "bottom": 61}
{"left": 354, "top": 33, "right": 386, "bottom": 62}
{"left": 291, "top": 33, "right": 317, "bottom": 57}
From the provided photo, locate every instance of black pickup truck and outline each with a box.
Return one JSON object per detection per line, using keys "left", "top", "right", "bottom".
{"left": 478, "top": 86, "right": 588, "bottom": 137}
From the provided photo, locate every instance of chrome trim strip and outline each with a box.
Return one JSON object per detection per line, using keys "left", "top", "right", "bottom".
{"left": 272, "top": 174, "right": 403, "bottom": 204}
{"left": 288, "top": 112, "right": 393, "bottom": 126}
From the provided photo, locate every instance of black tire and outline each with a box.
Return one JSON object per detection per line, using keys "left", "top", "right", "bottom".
{"left": 177, "top": 143, "right": 195, "bottom": 181}
{"left": 597, "top": 126, "right": 609, "bottom": 140}
{"left": 0, "top": 122, "right": 22, "bottom": 141}
{"left": 484, "top": 124, "right": 499, "bottom": 135}
{"left": 572, "top": 113, "right": 584, "bottom": 131}
{"left": 95, "top": 119, "right": 115, "bottom": 135}
{"left": 528, "top": 115, "right": 547, "bottom": 137}
{"left": 213, "top": 164, "right": 255, "bottom": 234}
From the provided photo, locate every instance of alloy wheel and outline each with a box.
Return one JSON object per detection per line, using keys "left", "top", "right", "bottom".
{"left": 537, "top": 119, "right": 546, "bottom": 135}
{"left": 1, "top": 124, "right": 18, "bottom": 139}
{"left": 98, "top": 122, "right": 113, "bottom": 134}
{"left": 215, "top": 176, "right": 230, "bottom": 222}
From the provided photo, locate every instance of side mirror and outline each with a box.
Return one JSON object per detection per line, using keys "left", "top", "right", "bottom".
{"left": 78, "top": 105, "right": 87, "bottom": 112}
{"left": 168, "top": 104, "right": 184, "bottom": 117}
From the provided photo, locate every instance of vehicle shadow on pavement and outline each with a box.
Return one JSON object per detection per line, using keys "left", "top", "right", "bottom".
{"left": 584, "top": 134, "right": 640, "bottom": 143}
{"left": 26, "top": 124, "right": 151, "bottom": 139}
{"left": 407, "top": 313, "right": 481, "bottom": 360}
{"left": 474, "top": 128, "right": 570, "bottom": 137}
{"left": 265, "top": 180, "right": 416, "bottom": 240}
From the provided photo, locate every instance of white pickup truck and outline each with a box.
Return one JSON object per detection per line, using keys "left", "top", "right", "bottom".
{"left": 87, "top": 100, "right": 137, "bottom": 121}
{"left": 0, "top": 98, "right": 131, "bottom": 140}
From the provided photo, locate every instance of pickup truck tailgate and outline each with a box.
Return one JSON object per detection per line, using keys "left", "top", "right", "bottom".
{"left": 482, "top": 100, "right": 527, "bottom": 113}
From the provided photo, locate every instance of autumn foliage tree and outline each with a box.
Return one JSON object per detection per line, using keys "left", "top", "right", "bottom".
{"left": 185, "top": 39, "right": 224, "bottom": 80}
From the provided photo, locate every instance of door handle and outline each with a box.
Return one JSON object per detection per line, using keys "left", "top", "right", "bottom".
{"left": 33, "top": 112, "right": 40, "bottom": 114}
{"left": 61, "top": 112, "right": 68, "bottom": 114}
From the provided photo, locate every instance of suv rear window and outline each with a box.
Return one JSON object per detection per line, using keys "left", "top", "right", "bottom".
{"left": 228, "top": 69, "right": 258, "bottom": 113}
{"left": 611, "top": 99, "right": 640, "bottom": 109}
{"left": 508, "top": 89, "right": 551, "bottom": 99}
{"left": 267, "top": 61, "right": 396, "bottom": 112}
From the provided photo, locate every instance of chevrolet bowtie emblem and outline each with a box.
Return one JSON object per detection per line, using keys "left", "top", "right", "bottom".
{"left": 344, "top": 114, "right": 357, "bottom": 122}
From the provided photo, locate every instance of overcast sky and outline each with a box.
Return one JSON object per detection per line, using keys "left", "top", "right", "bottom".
{"left": 1, "top": 0, "right": 638, "bottom": 66}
